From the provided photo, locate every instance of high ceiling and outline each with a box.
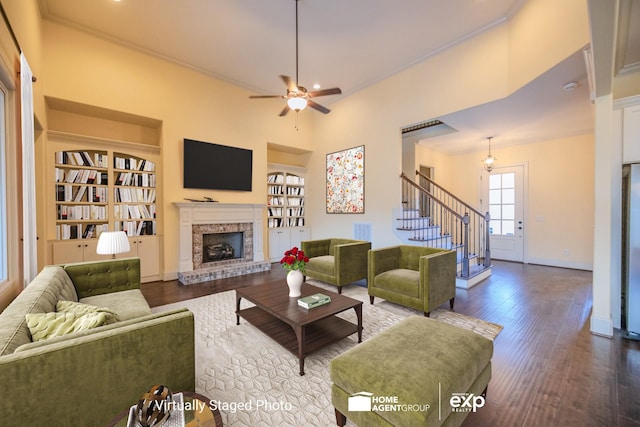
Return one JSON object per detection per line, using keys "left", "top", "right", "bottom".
{"left": 38, "top": 0, "right": 596, "bottom": 153}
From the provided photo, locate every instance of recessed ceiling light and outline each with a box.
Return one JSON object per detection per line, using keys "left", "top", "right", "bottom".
{"left": 563, "top": 81, "right": 578, "bottom": 91}
{"left": 313, "top": 83, "right": 321, "bottom": 90}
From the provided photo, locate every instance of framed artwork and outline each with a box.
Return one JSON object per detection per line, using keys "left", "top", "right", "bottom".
{"left": 326, "top": 145, "right": 365, "bottom": 214}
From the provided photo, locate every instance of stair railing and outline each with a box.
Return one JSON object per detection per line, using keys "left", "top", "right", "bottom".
{"left": 415, "top": 170, "right": 491, "bottom": 268}
{"left": 400, "top": 172, "right": 491, "bottom": 278}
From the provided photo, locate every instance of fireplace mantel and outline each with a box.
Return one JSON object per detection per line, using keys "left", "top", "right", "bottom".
{"left": 175, "top": 202, "right": 266, "bottom": 273}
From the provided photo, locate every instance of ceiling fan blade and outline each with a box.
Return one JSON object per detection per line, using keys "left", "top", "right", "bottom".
{"left": 308, "top": 100, "right": 331, "bottom": 114}
{"left": 280, "top": 75, "right": 298, "bottom": 93}
{"left": 279, "top": 104, "right": 291, "bottom": 117}
{"left": 249, "top": 95, "right": 285, "bottom": 99}
{"left": 308, "top": 87, "right": 342, "bottom": 98}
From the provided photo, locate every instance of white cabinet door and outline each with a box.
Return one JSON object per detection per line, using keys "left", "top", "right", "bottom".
{"left": 269, "top": 228, "right": 291, "bottom": 261}
{"left": 268, "top": 227, "right": 312, "bottom": 262}
{"left": 289, "top": 227, "right": 311, "bottom": 250}
{"left": 51, "top": 240, "right": 86, "bottom": 264}
{"left": 51, "top": 240, "right": 111, "bottom": 264}
{"left": 129, "top": 236, "right": 160, "bottom": 281}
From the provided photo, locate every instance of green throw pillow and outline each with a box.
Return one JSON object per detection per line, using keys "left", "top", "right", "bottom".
{"left": 56, "top": 300, "right": 120, "bottom": 324}
{"left": 25, "top": 312, "right": 107, "bottom": 342}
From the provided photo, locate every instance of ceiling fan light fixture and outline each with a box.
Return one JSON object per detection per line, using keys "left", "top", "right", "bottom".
{"left": 248, "top": 0, "right": 341, "bottom": 117}
{"left": 287, "top": 96, "right": 307, "bottom": 111}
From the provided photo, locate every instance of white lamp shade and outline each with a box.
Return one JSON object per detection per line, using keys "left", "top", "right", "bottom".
{"left": 287, "top": 97, "right": 307, "bottom": 111}
{"left": 96, "top": 231, "right": 131, "bottom": 256}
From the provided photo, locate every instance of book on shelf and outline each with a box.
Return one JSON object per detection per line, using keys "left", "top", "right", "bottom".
{"left": 297, "top": 293, "right": 331, "bottom": 309}
{"left": 118, "top": 220, "right": 156, "bottom": 236}
{"left": 114, "top": 156, "right": 155, "bottom": 172}
{"left": 56, "top": 151, "right": 107, "bottom": 167}
{"left": 268, "top": 174, "right": 284, "bottom": 183}
{"left": 56, "top": 223, "right": 109, "bottom": 240}
{"left": 285, "top": 175, "right": 304, "bottom": 185}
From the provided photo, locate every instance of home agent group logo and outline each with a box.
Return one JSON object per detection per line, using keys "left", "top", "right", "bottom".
{"left": 347, "top": 391, "right": 430, "bottom": 413}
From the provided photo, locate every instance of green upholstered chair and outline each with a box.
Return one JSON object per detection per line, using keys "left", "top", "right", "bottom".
{"left": 368, "top": 245, "right": 456, "bottom": 316}
{"left": 301, "top": 238, "right": 371, "bottom": 294}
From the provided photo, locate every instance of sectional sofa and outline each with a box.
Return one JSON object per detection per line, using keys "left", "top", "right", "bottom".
{"left": 0, "top": 258, "right": 195, "bottom": 427}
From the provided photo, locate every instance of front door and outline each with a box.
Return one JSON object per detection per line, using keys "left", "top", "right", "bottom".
{"left": 482, "top": 165, "right": 525, "bottom": 262}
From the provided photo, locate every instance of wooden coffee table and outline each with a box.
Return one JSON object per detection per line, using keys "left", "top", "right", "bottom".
{"left": 235, "top": 282, "right": 363, "bottom": 375}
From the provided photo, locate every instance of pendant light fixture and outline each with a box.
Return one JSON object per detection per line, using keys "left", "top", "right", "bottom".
{"left": 484, "top": 137, "right": 496, "bottom": 173}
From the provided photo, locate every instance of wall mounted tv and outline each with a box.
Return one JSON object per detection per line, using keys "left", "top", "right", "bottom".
{"left": 183, "top": 139, "right": 253, "bottom": 191}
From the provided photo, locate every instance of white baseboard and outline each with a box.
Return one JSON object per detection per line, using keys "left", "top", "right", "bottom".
{"left": 456, "top": 267, "right": 492, "bottom": 289}
{"left": 525, "top": 257, "right": 593, "bottom": 271}
{"left": 590, "top": 314, "right": 614, "bottom": 337}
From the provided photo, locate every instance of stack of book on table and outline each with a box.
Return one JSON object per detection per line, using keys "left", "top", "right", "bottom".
{"left": 298, "top": 293, "right": 331, "bottom": 309}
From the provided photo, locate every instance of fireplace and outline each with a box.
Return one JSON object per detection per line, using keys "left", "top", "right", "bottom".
{"left": 203, "top": 231, "right": 243, "bottom": 263}
{"left": 191, "top": 222, "right": 252, "bottom": 270}
{"left": 175, "top": 202, "right": 270, "bottom": 284}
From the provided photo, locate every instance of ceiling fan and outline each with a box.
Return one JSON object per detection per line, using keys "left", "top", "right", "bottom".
{"left": 249, "top": 0, "right": 342, "bottom": 116}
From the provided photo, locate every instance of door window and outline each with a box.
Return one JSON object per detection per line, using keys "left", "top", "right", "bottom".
{"left": 489, "top": 172, "right": 515, "bottom": 236}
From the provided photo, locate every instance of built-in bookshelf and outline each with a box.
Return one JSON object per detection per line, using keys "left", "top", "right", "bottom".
{"left": 267, "top": 172, "right": 305, "bottom": 228}
{"left": 113, "top": 152, "right": 157, "bottom": 236}
{"left": 46, "top": 101, "right": 162, "bottom": 281}
{"left": 54, "top": 150, "right": 109, "bottom": 239}
{"left": 54, "top": 149, "right": 158, "bottom": 239}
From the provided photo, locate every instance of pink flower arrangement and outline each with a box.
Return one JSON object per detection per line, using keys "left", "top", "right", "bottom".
{"left": 280, "top": 247, "right": 310, "bottom": 273}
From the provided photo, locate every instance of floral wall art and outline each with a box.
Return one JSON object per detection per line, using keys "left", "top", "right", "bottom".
{"left": 326, "top": 145, "right": 365, "bottom": 214}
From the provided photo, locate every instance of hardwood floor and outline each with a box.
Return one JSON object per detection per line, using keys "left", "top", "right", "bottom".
{"left": 141, "top": 261, "right": 640, "bottom": 427}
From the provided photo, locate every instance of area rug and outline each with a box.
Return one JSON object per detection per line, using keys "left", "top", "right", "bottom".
{"left": 153, "top": 282, "right": 502, "bottom": 426}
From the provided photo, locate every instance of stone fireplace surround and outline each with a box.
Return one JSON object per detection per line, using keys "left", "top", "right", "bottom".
{"left": 175, "top": 203, "right": 271, "bottom": 284}
{"left": 193, "top": 223, "right": 250, "bottom": 269}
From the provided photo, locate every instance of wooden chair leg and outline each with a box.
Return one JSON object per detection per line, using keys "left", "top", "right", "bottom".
{"left": 450, "top": 297, "right": 455, "bottom": 310}
{"left": 338, "top": 287, "right": 342, "bottom": 294}
{"left": 424, "top": 311, "right": 431, "bottom": 317}
{"left": 369, "top": 295, "right": 375, "bottom": 304}
{"left": 335, "top": 408, "right": 347, "bottom": 426}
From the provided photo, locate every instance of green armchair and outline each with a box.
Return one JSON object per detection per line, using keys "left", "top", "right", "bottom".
{"left": 368, "top": 245, "right": 457, "bottom": 316}
{"left": 301, "top": 238, "right": 371, "bottom": 294}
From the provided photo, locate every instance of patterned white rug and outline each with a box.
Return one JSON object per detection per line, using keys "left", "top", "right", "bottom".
{"left": 153, "top": 281, "right": 502, "bottom": 426}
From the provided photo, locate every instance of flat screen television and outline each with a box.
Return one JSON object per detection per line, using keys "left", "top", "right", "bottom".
{"left": 183, "top": 139, "right": 253, "bottom": 191}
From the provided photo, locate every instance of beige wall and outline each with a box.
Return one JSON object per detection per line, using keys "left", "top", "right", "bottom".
{"left": 40, "top": 21, "right": 314, "bottom": 278}
{"left": 444, "top": 134, "right": 595, "bottom": 269}
{"left": 308, "top": 24, "right": 511, "bottom": 248}
{"left": 308, "top": 0, "right": 591, "bottom": 258}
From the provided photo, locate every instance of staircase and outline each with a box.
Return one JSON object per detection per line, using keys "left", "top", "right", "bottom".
{"left": 398, "top": 171, "right": 492, "bottom": 288}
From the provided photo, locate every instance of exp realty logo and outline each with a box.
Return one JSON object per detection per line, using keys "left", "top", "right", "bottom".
{"left": 449, "top": 392, "right": 486, "bottom": 413}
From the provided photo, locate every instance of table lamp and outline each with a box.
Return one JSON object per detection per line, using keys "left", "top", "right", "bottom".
{"left": 96, "top": 231, "right": 131, "bottom": 259}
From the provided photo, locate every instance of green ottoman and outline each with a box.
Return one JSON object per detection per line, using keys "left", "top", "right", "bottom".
{"left": 329, "top": 316, "right": 493, "bottom": 427}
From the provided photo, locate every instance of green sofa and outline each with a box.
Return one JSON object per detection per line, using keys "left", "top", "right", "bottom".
{"left": 368, "top": 245, "right": 456, "bottom": 316}
{"left": 301, "top": 238, "right": 371, "bottom": 294}
{"left": 0, "top": 258, "right": 195, "bottom": 427}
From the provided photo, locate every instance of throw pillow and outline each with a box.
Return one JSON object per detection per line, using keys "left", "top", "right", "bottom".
{"left": 56, "top": 300, "right": 120, "bottom": 324}
{"left": 25, "top": 312, "right": 107, "bottom": 342}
